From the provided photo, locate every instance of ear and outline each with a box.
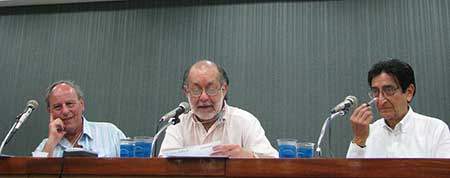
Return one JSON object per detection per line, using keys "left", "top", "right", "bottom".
{"left": 222, "top": 83, "right": 228, "bottom": 95}
{"left": 80, "top": 99, "right": 85, "bottom": 112}
{"left": 183, "top": 85, "right": 189, "bottom": 96}
{"left": 406, "top": 84, "right": 415, "bottom": 103}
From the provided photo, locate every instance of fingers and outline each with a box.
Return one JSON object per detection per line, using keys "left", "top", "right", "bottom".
{"left": 50, "top": 118, "right": 65, "bottom": 133}
{"left": 360, "top": 108, "right": 374, "bottom": 125}
{"left": 47, "top": 118, "right": 65, "bottom": 143}
{"left": 211, "top": 144, "right": 237, "bottom": 156}
{"left": 212, "top": 144, "right": 235, "bottom": 154}
{"left": 211, "top": 144, "right": 252, "bottom": 158}
{"left": 350, "top": 104, "right": 373, "bottom": 125}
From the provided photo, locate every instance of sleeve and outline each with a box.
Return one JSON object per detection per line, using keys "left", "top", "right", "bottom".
{"left": 346, "top": 141, "right": 366, "bottom": 158}
{"left": 433, "top": 122, "right": 450, "bottom": 158}
{"left": 33, "top": 138, "right": 63, "bottom": 157}
{"left": 94, "top": 122, "right": 127, "bottom": 158}
{"left": 159, "top": 124, "right": 184, "bottom": 156}
{"left": 32, "top": 139, "right": 49, "bottom": 157}
{"left": 112, "top": 124, "right": 127, "bottom": 157}
{"left": 243, "top": 116, "right": 279, "bottom": 158}
{"left": 34, "top": 138, "right": 48, "bottom": 152}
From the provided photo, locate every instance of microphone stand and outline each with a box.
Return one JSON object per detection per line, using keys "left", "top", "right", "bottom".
{"left": 151, "top": 116, "right": 181, "bottom": 158}
{"left": 0, "top": 119, "right": 19, "bottom": 155}
{"left": 315, "top": 110, "right": 346, "bottom": 158}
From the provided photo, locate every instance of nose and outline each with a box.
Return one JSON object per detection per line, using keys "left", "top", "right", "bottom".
{"left": 198, "top": 90, "right": 210, "bottom": 102}
{"left": 377, "top": 91, "right": 388, "bottom": 99}
{"left": 376, "top": 94, "right": 389, "bottom": 105}
{"left": 61, "top": 105, "right": 70, "bottom": 116}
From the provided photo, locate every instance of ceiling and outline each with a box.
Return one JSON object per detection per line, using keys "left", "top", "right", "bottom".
{"left": 0, "top": 0, "right": 123, "bottom": 7}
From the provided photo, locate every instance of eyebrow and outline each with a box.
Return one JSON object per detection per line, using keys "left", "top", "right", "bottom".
{"left": 371, "top": 85, "right": 397, "bottom": 90}
{"left": 51, "top": 100, "right": 77, "bottom": 106}
{"left": 190, "top": 81, "right": 217, "bottom": 88}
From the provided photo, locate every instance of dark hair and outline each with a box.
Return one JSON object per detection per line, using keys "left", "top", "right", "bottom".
{"left": 368, "top": 59, "right": 415, "bottom": 97}
{"left": 182, "top": 60, "right": 229, "bottom": 100}
{"left": 45, "top": 80, "right": 84, "bottom": 107}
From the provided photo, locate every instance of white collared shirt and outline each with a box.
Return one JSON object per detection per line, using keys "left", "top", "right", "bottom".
{"left": 347, "top": 108, "right": 450, "bottom": 158}
{"left": 159, "top": 102, "right": 278, "bottom": 157}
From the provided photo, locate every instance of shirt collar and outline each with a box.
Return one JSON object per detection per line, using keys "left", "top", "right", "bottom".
{"left": 382, "top": 106, "right": 414, "bottom": 133}
{"left": 58, "top": 116, "right": 93, "bottom": 149}
{"left": 82, "top": 116, "right": 94, "bottom": 140}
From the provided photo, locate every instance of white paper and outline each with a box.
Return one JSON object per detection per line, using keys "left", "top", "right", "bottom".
{"left": 32, "top": 151, "right": 48, "bottom": 157}
{"left": 161, "top": 141, "right": 224, "bottom": 157}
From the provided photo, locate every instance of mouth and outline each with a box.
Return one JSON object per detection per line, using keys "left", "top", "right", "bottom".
{"left": 377, "top": 102, "right": 393, "bottom": 112}
{"left": 62, "top": 117, "right": 74, "bottom": 123}
{"left": 378, "top": 107, "right": 394, "bottom": 113}
{"left": 197, "top": 104, "right": 213, "bottom": 110}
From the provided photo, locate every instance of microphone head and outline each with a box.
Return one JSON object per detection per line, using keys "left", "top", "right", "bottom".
{"left": 27, "top": 100, "right": 39, "bottom": 110}
{"left": 179, "top": 102, "right": 191, "bottom": 113}
{"left": 345, "top": 95, "right": 358, "bottom": 108}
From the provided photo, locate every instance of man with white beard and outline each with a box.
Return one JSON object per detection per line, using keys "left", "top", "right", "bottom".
{"left": 159, "top": 60, "right": 278, "bottom": 158}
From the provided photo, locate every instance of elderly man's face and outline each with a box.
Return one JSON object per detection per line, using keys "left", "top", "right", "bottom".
{"left": 47, "top": 84, "right": 85, "bottom": 134}
{"left": 184, "top": 64, "right": 227, "bottom": 121}
{"left": 371, "top": 72, "right": 414, "bottom": 124}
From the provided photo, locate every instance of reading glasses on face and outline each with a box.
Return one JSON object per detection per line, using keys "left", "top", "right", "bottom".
{"left": 368, "top": 85, "right": 399, "bottom": 99}
{"left": 188, "top": 86, "right": 222, "bottom": 97}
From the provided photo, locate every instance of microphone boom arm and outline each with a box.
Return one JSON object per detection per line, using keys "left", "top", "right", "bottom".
{"left": 0, "top": 122, "right": 18, "bottom": 154}
{"left": 315, "top": 110, "right": 346, "bottom": 157}
{"left": 0, "top": 100, "right": 39, "bottom": 155}
{"left": 151, "top": 117, "right": 181, "bottom": 158}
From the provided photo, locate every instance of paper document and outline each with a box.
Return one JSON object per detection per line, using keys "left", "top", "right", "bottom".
{"left": 161, "top": 141, "right": 224, "bottom": 157}
{"left": 0, "top": 154, "right": 13, "bottom": 158}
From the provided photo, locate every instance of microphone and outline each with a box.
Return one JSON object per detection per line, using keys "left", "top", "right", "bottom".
{"left": 15, "top": 100, "right": 39, "bottom": 130}
{"left": 159, "top": 102, "right": 191, "bottom": 122}
{"left": 0, "top": 100, "right": 39, "bottom": 154}
{"left": 330, "top": 96, "right": 358, "bottom": 114}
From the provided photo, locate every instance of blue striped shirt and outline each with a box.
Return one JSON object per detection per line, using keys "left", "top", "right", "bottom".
{"left": 35, "top": 117, "right": 126, "bottom": 157}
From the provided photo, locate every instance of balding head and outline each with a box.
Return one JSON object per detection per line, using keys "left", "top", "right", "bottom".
{"left": 182, "top": 60, "right": 229, "bottom": 89}
{"left": 46, "top": 80, "right": 84, "bottom": 108}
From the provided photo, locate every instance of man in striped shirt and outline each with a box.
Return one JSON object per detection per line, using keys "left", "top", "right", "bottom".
{"left": 34, "top": 80, "right": 126, "bottom": 157}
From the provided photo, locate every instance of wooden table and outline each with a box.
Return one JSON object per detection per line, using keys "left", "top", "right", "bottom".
{"left": 1, "top": 157, "right": 449, "bottom": 178}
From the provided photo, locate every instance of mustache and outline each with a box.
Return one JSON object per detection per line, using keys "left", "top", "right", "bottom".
{"left": 197, "top": 103, "right": 213, "bottom": 107}
{"left": 60, "top": 114, "right": 75, "bottom": 120}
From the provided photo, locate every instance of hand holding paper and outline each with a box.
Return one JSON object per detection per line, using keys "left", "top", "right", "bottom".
{"left": 211, "top": 144, "right": 255, "bottom": 158}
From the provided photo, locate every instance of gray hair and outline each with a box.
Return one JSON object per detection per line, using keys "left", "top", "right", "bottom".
{"left": 45, "top": 80, "right": 84, "bottom": 107}
{"left": 182, "top": 60, "right": 229, "bottom": 88}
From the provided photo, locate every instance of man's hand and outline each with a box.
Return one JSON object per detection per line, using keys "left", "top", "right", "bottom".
{"left": 42, "top": 115, "right": 66, "bottom": 156}
{"left": 349, "top": 103, "right": 373, "bottom": 147}
{"left": 211, "top": 144, "right": 254, "bottom": 158}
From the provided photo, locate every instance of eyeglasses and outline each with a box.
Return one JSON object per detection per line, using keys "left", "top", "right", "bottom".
{"left": 188, "top": 86, "right": 222, "bottom": 97}
{"left": 368, "top": 85, "right": 399, "bottom": 98}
